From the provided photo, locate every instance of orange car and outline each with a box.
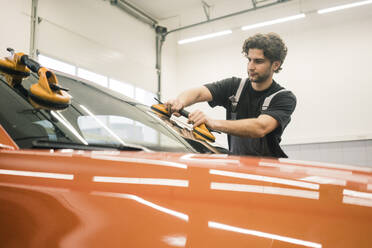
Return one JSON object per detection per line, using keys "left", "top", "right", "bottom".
{"left": 1, "top": 51, "right": 372, "bottom": 247}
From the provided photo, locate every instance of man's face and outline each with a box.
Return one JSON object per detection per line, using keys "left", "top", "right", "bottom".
{"left": 247, "top": 48, "right": 278, "bottom": 83}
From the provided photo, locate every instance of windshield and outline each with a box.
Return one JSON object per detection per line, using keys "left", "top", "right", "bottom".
{"left": 0, "top": 73, "right": 205, "bottom": 153}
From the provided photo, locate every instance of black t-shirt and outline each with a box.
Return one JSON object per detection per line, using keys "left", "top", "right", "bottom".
{"left": 204, "top": 77, "right": 297, "bottom": 158}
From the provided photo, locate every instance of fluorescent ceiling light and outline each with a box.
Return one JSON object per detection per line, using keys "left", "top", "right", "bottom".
{"left": 317, "top": 0, "right": 372, "bottom": 14}
{"left": 178, "top": 30, "right": 232, "bottom": 45}
{"left": 241, "top": 13, "right": 306, "bottom": 31}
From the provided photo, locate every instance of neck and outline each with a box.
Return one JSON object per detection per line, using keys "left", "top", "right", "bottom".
{"left": 251, "top": 77, "right": 273, "bottom": 91}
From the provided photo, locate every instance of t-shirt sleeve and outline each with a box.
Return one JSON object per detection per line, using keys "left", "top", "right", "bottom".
{"left": 261, "top": 91, "right": 297, "bottom": 132}
{"left": 204, "top": 77, "right": 238, "bottom": 109}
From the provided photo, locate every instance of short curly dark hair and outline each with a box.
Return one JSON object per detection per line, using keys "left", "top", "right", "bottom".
{"left": 242, "top": 33, "right": 288, "bottom": 73}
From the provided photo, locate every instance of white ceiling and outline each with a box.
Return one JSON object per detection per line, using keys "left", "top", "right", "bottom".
{"left": 123, "top": 0, "right": 365, "bottom": 22}
{"left": 127, "top": 0, "right": 253, "bottom": 20}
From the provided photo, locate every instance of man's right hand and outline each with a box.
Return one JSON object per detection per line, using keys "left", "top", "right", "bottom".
{"left": 164, "top": 86, "right": 212, "bottom": 117}
{"left": 164, "top": 99, "right": 184, "bottom": 117}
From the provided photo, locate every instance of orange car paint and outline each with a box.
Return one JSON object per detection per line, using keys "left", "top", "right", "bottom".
{"left": 1, "top": 129, "right": 372, "bottom": 247}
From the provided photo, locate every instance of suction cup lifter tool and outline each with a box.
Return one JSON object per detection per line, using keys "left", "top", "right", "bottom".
{"left": 151, "top": 97, "right": 216, "bottom": 143}
{"left": 0, "top": 48, "right": 71, "bottom": 109}
{"left": 20, "top": 54, "right": 69, "bottom": 92}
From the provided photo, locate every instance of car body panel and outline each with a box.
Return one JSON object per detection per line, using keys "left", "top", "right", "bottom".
{"left": 1, "top": 138, "right": 372, "bottom": 247}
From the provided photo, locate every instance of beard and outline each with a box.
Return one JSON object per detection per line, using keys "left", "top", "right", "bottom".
{"left": 249, "top": 70, "right": 271, "bottom": 84}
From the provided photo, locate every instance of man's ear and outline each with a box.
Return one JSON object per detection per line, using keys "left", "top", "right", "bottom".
{"left": 272, "top": 61, "right": 281, "bottom": 71}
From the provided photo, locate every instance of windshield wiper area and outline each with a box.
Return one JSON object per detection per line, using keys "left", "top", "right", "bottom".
{"left": 32, "top": 139, "right": 143, "bottom": 151}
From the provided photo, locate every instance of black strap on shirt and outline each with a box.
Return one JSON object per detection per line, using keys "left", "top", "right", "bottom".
{"left": 228, "top": 78, "right": 247, "bottom": 120}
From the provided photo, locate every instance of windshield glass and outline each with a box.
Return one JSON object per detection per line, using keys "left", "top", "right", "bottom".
{"left": 0, "top": 73, "right": 199, "bottom": 153}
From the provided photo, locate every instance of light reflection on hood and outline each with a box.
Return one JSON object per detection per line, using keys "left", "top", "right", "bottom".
{"left": 210, "top": 182, "right": 319, "bottom": 200}
{"left": 208, "top": 221, "right": 322, "bottom": 248}
{"left": 91, "top": 191, "right": 189, "bottom": 221}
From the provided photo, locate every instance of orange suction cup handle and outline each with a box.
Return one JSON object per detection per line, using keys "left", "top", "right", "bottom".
{"left": 193, "top": 124, "right": 216, "bottom": 143}
{"left": 151, "top": 103, "right": 171, "bottom": 117}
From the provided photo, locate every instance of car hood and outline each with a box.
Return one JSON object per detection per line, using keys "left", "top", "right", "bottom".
{"left": 1, "top": 149, "right": 372, "bottom": 247}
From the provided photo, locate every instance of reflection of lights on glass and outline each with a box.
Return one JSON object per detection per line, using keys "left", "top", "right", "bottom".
{"left": 300, "top": 176, "right": 346, "bottom": 186}
{"left": 343, "top": 196, "right": 372, "bottom": 208}
{"left": 0, "top": 169, "right": 74, "bottom": 180}
{"left": 210, "top": 169, "right": 319, "bottom": 190}
{"left": 208, "top": 221, "right": 322, "bottom": 248}
{"left": 79, "top": 105, "right": 127, "bottom": 145}
{"left": 211, "top": 182, "right": 319, "bottom": 200}
{"left": 92, "top": 155, "right": 188, "bottom": 169}
{"left": 181, "top": 154, "right": 239, "bottom": 165}
{"left": 51, "top": 111, "right": 88, "bottom": 145}
{"left": 93, "top": 176, "right": 189, "bottom": 187}
{"left": 162, "top": 235, "right": 187, "bottom": 247}
{"left": 343, "top": 189, "right": 372, "bottom": 200}
{"left": 91, "top": 191, "right": 189, "bottom": 221}
{"left": 279, "top": 158, "right": 372, "bottom": 173}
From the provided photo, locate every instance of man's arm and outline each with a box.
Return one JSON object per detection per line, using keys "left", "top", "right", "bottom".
{"left": 189, "top": 111, "right": 279, "bottom": 138}
{"left": 213, "top": 115, "right": 279, "bottom": 138}
{"left": 165, "top": 86, "right": 212, "bottom": 114}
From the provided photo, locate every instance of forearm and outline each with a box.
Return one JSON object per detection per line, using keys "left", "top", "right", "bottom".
{"left": 210, "top": 115, "right": 278, "bottom": 138}
{"left": 211, "top": 119, "right": 264, "bottom": 138}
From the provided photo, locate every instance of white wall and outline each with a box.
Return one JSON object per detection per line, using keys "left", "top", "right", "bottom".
{"left": 161, "top": 0, "right": 372, "bottom": 148}
{"left": 0, "top": 0, "right": 157, "bottom": 93}
{"left": 0, "top": 0, "right": 31, "bottom": 57}
{"left": 36, "top": 0, "right": 157, "bottom": 93}
{"left": 282, "top": 139, "right": 372, "bottom": 166}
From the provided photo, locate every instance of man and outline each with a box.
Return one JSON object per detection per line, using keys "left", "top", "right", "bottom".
{"left": 165, "top": 33, "right": 296, "bottom": 158}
